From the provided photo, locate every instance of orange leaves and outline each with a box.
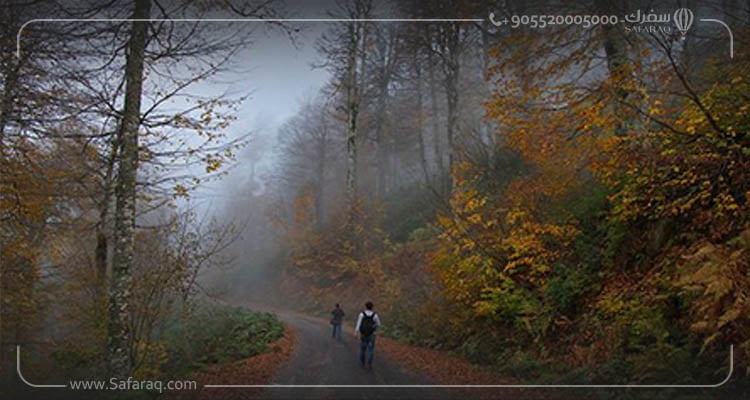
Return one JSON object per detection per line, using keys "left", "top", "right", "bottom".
{"left": 677, "top": 229, "right": 750, "bottom": 354}
{"left": 588, "top": 38, "right": 750, "bottom": 241}
{"left": 378, "top": 335, "right": 513, "bottom": 387}
{"left": 171, "top": 327, "right": 295, "bottom": 400}
{"left": 292, "top": 186, "right": 316, "bottom": 228}
{"left": 606, "top": 87, "right": 749, "bottom": 240}
{"left": 0, "top": 141, "right": 58, "bottom": 341}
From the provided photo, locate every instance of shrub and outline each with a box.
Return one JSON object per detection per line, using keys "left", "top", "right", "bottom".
{"left": 161, "top": 302, "right": 283, "bottom": 374}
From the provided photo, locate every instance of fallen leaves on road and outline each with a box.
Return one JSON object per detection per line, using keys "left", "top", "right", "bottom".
{"left": 379, "top": 336, "right": 545, "bottom": 400}
{"left": 167, "top": 324, "right": 296, "bottom": 400}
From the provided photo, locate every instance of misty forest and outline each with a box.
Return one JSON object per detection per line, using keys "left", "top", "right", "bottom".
{"left": 1, "top": 0, "right": 749, "bottom": 399}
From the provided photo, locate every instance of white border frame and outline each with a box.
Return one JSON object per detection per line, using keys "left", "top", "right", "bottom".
{"left": 8, "top": 14, "right": 739, "bottom": 390}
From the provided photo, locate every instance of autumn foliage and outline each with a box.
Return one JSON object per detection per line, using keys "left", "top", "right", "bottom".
{"left": 423, "top": 22, "right": 750, "bottom": 383}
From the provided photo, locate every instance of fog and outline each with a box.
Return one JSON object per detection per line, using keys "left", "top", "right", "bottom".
{"left": 188, "top": 0, "right": 750, "bottom": 311}
{"left": 187, "top": 24, "right": 333, "bottom": 304}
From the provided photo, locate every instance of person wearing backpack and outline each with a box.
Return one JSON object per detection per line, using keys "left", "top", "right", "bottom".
{"left": 354, "top": 301, "right": 380, "bottom": 368}
{"left": 331, "top": 303, "right": 345, "bottom": 342}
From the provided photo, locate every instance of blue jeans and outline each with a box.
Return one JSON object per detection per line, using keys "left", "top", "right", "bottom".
{"left": 332, "top": 323, "right": 342, "bottom": 341}
{"left": 359, "top": 334, "right": 375, "bottom": 366}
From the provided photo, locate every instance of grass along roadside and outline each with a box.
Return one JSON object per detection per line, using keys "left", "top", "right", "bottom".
{"left": 162, "top": 304, "right": 285, "bottom": 375}
{"left": 166, "top": 324, "right": 296, "bottom": 400}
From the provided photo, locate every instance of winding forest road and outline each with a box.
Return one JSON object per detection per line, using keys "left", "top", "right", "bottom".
{"left": 259, "top": 310, "right": 457, "bottom": 400}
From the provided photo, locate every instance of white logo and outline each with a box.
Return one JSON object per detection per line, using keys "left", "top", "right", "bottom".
{"left": 673, "top": 8, "right": 694, "bottom": 36}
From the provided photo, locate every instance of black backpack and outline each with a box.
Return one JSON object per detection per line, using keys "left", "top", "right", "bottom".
{"left": 359, "top": 311, "right": 377, "bottom": 337}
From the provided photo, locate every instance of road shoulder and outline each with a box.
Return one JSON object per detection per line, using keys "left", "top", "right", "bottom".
{"left": 168, "top": 323, "right": 297, "bottom": 400}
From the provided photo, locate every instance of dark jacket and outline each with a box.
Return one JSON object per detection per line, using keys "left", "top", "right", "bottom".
{"left": 331, "top": 307, "right": 345, "bottom": 324}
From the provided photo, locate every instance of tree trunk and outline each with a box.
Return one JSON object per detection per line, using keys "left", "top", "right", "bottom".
{"left": 0, "top": 61, "right": 19, "bottom": 143}
{"left": 443, "top": 24, "right": 460, "bottom": 195}
{"left": 427, "top": 50, "right": 444, "bottom": 196}
{"left": 480, "top": 0, "right": 496, "bottom": 170}
{"left": 597, "top": 0, "right": 630, "bottom": 135}
{"left": 96, "top": 141, "right": 118, "bottom": 294}
{"left": 445, "top": 71, "right": 458, "bottom": 194}
{"left": 414, "top": 58, "right": 430, "bottom": 187}
{"left": 345, "top": 25, "right": 359, "bottom": 224}
{"left": 374, "top": 27, "right": 398, "bottom": 200}
{"left": 0, "top": 26, "right": 22, "bottom": 144}
{"left": 345, "top": 14, "right": 368, "bottom": 226}
{"left": 108, "top": 0, "right": 150, "bottom": 378}
{"left": 315, "top": 118, "right": 327, "bottom": 231}
{"left": 374, "top": 78, "right": 388, "bottom": 200}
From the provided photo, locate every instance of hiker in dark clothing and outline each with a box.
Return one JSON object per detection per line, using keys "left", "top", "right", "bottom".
{"left": 354, "top": 301, "right": 380, "bottom": 368}
{"left": 331, "top": 303, "right": 345, "bottom": 341}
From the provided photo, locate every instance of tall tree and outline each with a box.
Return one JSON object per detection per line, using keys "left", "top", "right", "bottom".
{"left": 0, "top": 0, "right": 94, "bottom": 372}
{"left": 276, "top": 96, "right": 340, "bottom": 232}
{"left": 108, "top": 0, "right": 151, "bottom": 377}
{"left": 405, "top": 0, "right": 477, "bottom": 198}
{"left": 317, "top": 0, "right": 373, "bottom": 225}
{"left": 433, "top": 21, "right": 462, "bottom": 195}
{"left": 595, "top": 0, "right": 632, "bottom": 136}
{"left": 371, "top": 24, "right": 402, "bottom": 200}
{"left": 412, "top": 52, "right": 431, "bottom": 187}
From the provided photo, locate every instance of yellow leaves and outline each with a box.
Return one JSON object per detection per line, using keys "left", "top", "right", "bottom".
{"left": 505, "top": 209, "right": 527, "bottom": 226}
{"left": 172, "top": 184, "right": 189, "bottom": 198}
{"left": 472, "top": 298, "right": 498, "bottom": 317}
{"left": 502, "top": 216, "right": 577, "bottom": 282}
{"left": 605, "top": 86, "right": 748, "bottom": 236}
{"left": 677, "top": 229, "right": 750, "bottom": 352}
{"left": 436, "top": 160, "right": 582, "bottom": 315}
{"left": 690, "top": 320, "right": 710, "bottom": 332}
{"left": 648, "top": 105, "right": 665, "bottom": 116}
{"left": 172, "top": 113, "right": 187, "bottom": 127}
{"left": 718, "top": 308, "right": 741, "bottom": 329}
{"left": 0, "top": 144, "right": 56, "bottom": 340}
{"left": 133, "top": 340, "right": 169, "bottom": 380}
{"left": 486, "top": 52, "right": 617, "bottom": 179}
{"left": 203, "top": 154, "right": 223, "bottom": 173}
{"left": 465, "top": 196, "right": 487, "bottom": 212}
{"left": 435, "top": 215, "right": 453, "bottom": 233}
{"left": 201, "top": 110, "right": 213, "bottom": 124}
{"left": 460, "top": 237, "right": 477, "bottom": 251}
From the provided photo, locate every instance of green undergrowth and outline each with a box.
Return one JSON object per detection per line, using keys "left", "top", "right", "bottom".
{"left": 161, "top": 302, "right": 284, "bottom": 376}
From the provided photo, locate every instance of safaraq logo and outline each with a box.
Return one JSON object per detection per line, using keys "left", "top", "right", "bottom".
{"left": 673, "top": 8, "right": 694, "bottom": 36}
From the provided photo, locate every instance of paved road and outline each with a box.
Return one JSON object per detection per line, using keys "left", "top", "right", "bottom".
{"left": 261, "top": 311, "right": 456, "bottom": 400}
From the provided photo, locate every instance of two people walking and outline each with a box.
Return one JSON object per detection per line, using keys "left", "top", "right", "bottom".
{"left": 331, "top": 301, "right": 380, "bottom": 369}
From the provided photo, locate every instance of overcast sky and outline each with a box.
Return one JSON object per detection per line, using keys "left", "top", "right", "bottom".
{"left": 187, "top": 3, "right": 341, "bottom": 211}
